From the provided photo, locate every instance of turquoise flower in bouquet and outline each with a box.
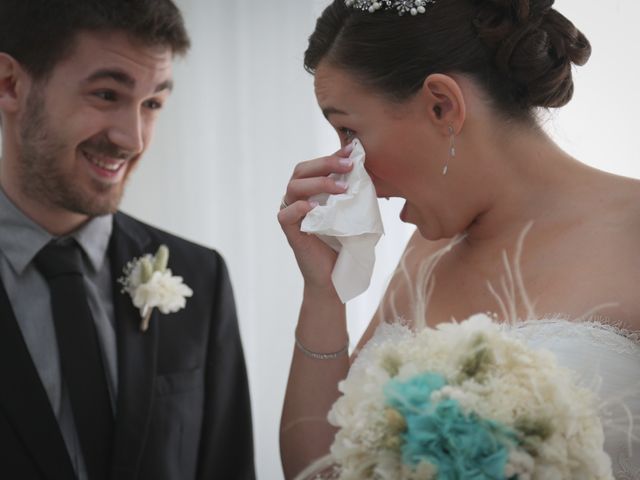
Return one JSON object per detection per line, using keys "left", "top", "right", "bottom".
{"left": 384, "top": 372, "right": 516, "bottom": 479}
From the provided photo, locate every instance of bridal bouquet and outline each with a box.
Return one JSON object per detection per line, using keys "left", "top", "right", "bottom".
{"left": 321, "top": 315, "right": 612, "bottom": 480}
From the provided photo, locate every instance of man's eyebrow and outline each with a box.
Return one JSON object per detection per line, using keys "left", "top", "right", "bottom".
{"left": 155, "top": 79, "right": 173, "bottom": 93}
{"left": 322, "top": 107, "right": 348, "bottom": 119}
{"left": 84, "top": 69, "right": 174, "bottom": 93}
{"left": 85, "top": 69, "right": 135, "bottom": 88}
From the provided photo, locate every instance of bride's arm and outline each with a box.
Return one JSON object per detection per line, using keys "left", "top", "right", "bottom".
{"left": 279, "top": 220, "right": 441, "bottom": 478}
{"left": 280, "top": 288, "right": 348, "bottom": 479}
{"left": 278, "top": 148, "right": 354, "bottom": 479}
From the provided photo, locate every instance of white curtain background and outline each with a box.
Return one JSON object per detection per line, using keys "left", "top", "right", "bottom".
{"left": 118, "top": 1, "right": 640, "bottom": 478}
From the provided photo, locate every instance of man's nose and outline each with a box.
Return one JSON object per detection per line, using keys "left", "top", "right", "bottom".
{"left": 107, "top": 108, "right": 145, "bottom": 155}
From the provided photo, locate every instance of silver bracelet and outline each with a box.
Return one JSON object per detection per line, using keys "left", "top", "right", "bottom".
{"left": 295, "top": 336, "right": 349, "bottom": 360}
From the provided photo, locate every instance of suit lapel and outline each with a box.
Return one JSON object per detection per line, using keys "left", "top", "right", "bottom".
{"left": 0, "top": 280, "right": 76, "bottom": 479}
{"left": 109, "top": 213, "right": 158, "bottom": 480}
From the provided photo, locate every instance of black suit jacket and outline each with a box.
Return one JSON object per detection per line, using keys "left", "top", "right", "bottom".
{"left": 0, "top": 212, "right": 255, "bottom": 480}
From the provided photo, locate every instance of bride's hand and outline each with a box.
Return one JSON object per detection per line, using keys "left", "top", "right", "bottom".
{"left": 278, "top": 145, "right": 353, "bottom": 291}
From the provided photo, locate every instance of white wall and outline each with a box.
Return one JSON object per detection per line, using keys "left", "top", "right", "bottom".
{"left": 120, "top": 1, "right": 640, "bottom": 478}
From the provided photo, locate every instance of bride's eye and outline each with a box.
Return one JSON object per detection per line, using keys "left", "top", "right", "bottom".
{"left": 339, "top": 127, "right": 356, "bottom": 143}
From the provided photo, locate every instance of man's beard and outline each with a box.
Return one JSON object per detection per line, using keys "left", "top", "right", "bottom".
{"left": 18, "top": 88, "right": 128, "bottom": 217}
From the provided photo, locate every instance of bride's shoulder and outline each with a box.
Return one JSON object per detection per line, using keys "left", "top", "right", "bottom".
{"left": 596, "top": 175, "right": 640, "bottom": 235}
{"left": 541, "top": 223, "right": 640, "bottom": 330}
{"left": 546, "top": 187, "right": 640, "bottom": 323}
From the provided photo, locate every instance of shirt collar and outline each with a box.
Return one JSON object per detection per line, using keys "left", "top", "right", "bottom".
{"left": 0, "top": 187, "right": 113, "bottom": 275}
{"left": 73, "top": 214, "right": 112, "bottom": 272}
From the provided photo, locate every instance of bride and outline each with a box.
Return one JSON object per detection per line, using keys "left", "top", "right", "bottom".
{"left": 277, "top": 0, "right": 640, "bottom": 478}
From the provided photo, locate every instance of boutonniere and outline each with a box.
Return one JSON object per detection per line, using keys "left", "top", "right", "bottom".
{"left": 119, "top": 245, "right": 193, "bottom": 332}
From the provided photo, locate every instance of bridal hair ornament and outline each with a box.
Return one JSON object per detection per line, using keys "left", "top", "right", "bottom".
{"left": 345, "top": 0, "right": 435, "bottom": 16}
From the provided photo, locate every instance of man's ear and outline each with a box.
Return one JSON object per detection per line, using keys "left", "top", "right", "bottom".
{"left": 0, "top": 53, "right": 29, "bottom": 114}
{"left": 419, "top": 73, "right": 466, "bottom": 136}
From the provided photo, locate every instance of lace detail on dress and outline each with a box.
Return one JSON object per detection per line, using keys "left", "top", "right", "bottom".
{"left": 614, "top": 449, "right": 640, "bottom": 480}
{"left": 509, "top": 317, "right": 640, "bottom": 354}
{"left": 604, "top": 322, "right": 640, "bottom": 346}
{"left": 613, "top": 453, "right": 640, "bottom": 480}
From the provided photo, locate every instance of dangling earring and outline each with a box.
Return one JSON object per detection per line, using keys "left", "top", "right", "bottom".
{"left": 443, "top": 125, "right": 455, "bottom": 176}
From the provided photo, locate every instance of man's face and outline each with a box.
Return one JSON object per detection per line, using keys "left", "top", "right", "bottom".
{"left": 16, "top": 30, "right": 173, "bottom": 216}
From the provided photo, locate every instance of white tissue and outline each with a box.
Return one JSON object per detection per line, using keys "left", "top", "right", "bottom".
{"left": 301, "top": 139, "right": 384, "bottom": 303}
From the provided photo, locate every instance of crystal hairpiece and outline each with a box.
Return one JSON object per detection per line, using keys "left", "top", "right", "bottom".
{"left": 345, "top": 0, "right": 435, "bottom": 16}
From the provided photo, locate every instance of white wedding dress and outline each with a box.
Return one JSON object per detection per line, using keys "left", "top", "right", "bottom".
{"left": 510, "top": 319, "right": 640, "bottom": 479}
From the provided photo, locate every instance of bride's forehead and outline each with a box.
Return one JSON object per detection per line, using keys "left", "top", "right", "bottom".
{"left": 314, "top": 63, "right": 364, "bottom": 101}
{"left": 315, "top": 67, "right": 400, "bottom": 119}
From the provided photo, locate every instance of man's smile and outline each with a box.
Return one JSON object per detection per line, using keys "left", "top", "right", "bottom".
{"left": 81, "top": 149, "right": 128, "bottom": 184}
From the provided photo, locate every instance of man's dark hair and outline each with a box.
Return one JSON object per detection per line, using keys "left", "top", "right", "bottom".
{"left": 0, "top": 0, "right": 191, "bottom": 80}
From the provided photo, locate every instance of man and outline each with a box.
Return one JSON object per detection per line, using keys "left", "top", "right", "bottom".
{"left": 0, "top": 1, "right": 254, "bottom": 479}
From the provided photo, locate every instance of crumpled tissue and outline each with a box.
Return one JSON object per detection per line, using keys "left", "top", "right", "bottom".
{"left": 301, "top": 139, "right": 384, "bottom": 303}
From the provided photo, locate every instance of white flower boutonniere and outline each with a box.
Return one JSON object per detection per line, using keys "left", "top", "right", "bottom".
{"left": 119, "top": 245, "right": 193, "bottom": 332}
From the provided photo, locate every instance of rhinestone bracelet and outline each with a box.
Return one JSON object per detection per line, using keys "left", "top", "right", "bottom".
{"left": 295, "top": 336, "right": 349, "bottom": 360}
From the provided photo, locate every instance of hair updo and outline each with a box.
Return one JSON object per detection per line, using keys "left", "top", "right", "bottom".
{"left": 305, "top": 0, "right": 591, "bottom": 122}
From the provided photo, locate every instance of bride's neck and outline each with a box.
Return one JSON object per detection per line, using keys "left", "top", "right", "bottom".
{"left": 461, "top": 127, "right": 593, "bottom": 248}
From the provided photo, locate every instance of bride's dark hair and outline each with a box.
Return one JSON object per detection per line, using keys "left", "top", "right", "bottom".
{"left": 305, "top": 0, "right": 591, "bottom": 123}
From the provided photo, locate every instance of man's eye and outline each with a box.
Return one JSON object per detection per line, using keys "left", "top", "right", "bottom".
{"left": 94, "top": 90, "right": 117, "bottom": 102}
{"left": 144, "top": 99, "right": 163, "bottom": 110}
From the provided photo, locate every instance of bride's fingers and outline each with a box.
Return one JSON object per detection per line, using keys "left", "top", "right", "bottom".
{"left": 291, "top": 146, "right": 354, "bottom": 181}
{"left": 285, "top": 177, "right": 348, "bottom": 203}
{"left": 277, "top": 200, "right": 317, "bottom": 234}
{"left": 278, "top": 200, "right": 337, "bottom": 285}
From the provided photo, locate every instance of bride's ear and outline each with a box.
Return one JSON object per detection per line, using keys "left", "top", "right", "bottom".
{"left": 419, "top": 73, "right": 466, "bottom": 136}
